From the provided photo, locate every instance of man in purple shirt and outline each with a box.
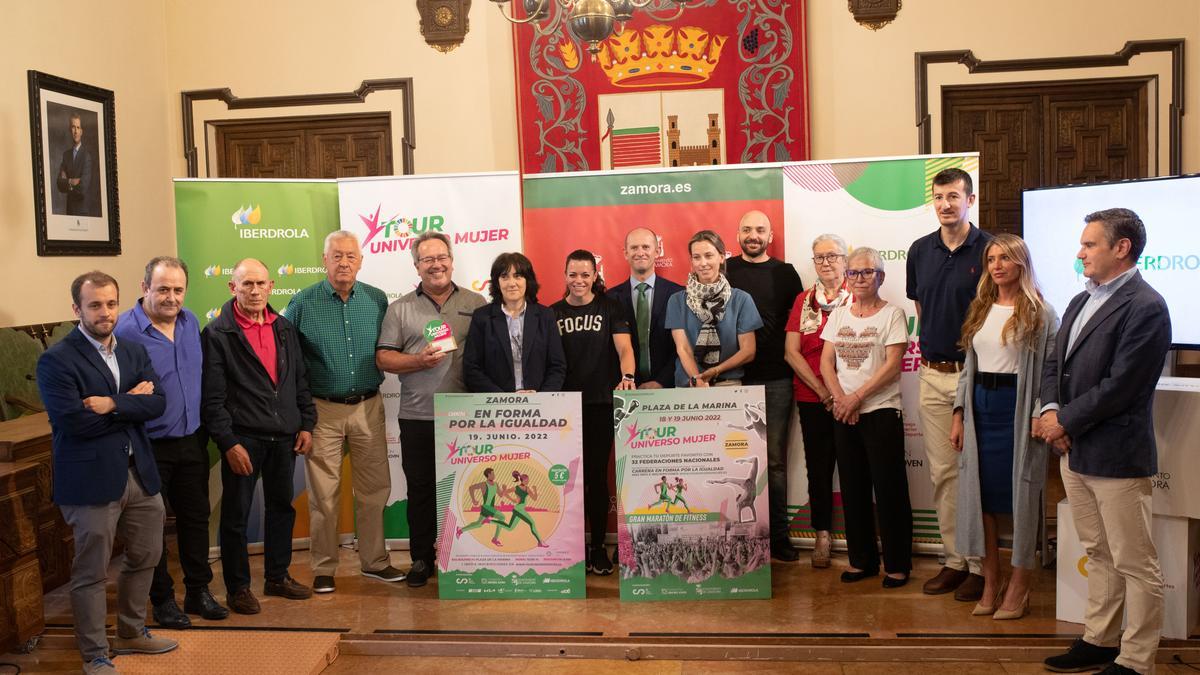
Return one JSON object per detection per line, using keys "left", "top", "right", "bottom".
{"left": 115, "top": 257, "right": 229, "bottom": 628}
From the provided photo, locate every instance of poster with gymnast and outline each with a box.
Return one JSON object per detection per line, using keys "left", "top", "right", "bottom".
{"left": 434, "top": 392, "right": 585, "bottom": 599}
{"left": 614, "top": 386, "right": 772, "bottom": 600}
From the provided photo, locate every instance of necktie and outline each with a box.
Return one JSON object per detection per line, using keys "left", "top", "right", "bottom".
{"left": 636, "top": 282, "right": 651, "bottom": 380}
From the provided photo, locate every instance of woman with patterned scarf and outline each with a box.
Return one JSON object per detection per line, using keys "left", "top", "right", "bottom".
{"left": 784, "top": 233, "right": 852, "bottom": 569}
{"left": 666, "top": 230, "right": 762, "bottom": 388}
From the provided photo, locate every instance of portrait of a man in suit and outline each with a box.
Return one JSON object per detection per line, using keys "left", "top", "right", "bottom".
{"left": 51, "top": 106, "right": 101, "bottom": 217}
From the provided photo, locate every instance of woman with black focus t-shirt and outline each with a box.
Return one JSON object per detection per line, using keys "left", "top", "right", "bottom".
{"left": 552, "top": 249, "right": 636, "bottom": 577}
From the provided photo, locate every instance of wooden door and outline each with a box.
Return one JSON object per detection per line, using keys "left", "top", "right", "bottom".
{"left": 212, "top": 112, "right": 393, "bottom": 178}
{"left": 942, "top": 77, "right": 1150, "bottom": 235}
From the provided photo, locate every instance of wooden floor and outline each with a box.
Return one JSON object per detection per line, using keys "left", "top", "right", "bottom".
{"left": 9, "top": 546, "right": 1200, "bottom": 673}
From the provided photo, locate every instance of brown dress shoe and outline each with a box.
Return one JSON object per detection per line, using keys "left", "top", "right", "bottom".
{"left": 954, "top": 573, "right": 985, "bottom": 601}
{"left": 922, "top": 566, "right": 969, "bottom": 595}
{"left": 264, "top": 575, "right": 313, "bottom": 600}
{"left": 228, "top": 587, "right": 261, "bottom": 615}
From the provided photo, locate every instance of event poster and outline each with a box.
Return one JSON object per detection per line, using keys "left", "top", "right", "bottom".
{"left": 781, "top": 153, "right": 980, "bottom": 546}
{"left": 434, "top": 392, "right": 585, "bottom": 599}
{"left": 615, "top": 387, "right": 771, "bottom": 601}
{"left": 337, "top": 172, "right": 523, "bottom": 539}
{"left": 173, "top": 178, "right": 340, "bottom": 543}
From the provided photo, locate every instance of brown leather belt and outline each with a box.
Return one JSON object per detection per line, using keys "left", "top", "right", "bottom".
{"left": 920, "top": 357, "right": 963, "bottom": 374}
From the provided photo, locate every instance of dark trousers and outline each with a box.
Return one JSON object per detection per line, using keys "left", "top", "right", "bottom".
{"left": 398, "top": 418, "right": 436, "bottom": 565}
{"left": 834, "top": 408, "right": 913, "bottom": 575}
{"left": 796, "top": 400, "right": 837, "bottom": 532}
{"left": 582, "top": 403, "right": 614, "bottom": 548}
{"left": 755, "top": 378, "right": 795, "bottom": 543}
{"left": 219, "top": 436, "right": 296, "bottom": 593}
{"left": 149, "top": 430, "right": 213, "bottom": 604}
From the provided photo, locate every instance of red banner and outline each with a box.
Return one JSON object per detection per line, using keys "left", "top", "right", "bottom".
{"left": 512, "top": 0, "right": 809, "bottom": 174}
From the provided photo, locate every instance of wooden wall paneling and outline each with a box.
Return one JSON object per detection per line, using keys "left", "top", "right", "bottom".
{"left": 182, "top": 79, "right": 414, "bottom": 177}
{"left": 915, "top": 40, "right": 1183, "bottom": 174}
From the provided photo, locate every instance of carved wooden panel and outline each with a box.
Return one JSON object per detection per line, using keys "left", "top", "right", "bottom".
{"left": 0, "top": 461, "right": 45, "bottom": 653}
{"left": 943, "top": 78, "right": 1149, "bottom": 236}
{"left": 214, "top": 113, "right": 392, "bottom": 179}
{"left": 0, "top": 413, "right": 73, "bottom": 591}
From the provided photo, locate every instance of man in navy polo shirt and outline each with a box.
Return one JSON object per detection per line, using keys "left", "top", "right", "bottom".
{"left": 906, "top": 168, "right": 992, "bottom": 601}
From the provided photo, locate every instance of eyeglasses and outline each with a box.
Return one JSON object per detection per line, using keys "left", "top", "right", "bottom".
{"left": 813, "top": 254, "right": 844, "bottom": 264}
{"left": 845, "top": 268, "right": 880, "bottom": 279}
{"left": 417, "top": 255, "right": 452, "bottom": 266}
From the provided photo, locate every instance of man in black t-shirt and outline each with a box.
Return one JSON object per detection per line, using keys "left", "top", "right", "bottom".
{"left": 725, "top": 210, "right": 804, "bottom": 562}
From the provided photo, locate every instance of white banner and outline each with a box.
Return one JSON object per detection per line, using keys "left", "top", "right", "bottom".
{"left": 782, "top": 154, "right": 980, "bottom": 546}
{"left": 337, "top": 172, "right": 523, "bottom": 531}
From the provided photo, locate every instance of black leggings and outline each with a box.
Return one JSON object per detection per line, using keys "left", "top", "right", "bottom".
{"left": 582, "top": 403, "right": 615, "bottom": 548}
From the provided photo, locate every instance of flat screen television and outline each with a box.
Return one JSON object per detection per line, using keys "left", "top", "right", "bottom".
{"left": 1023, "top": 174, "right": 1200, "bottom": 349}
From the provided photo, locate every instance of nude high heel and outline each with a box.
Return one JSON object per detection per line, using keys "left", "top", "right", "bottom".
{"left": 992, "top": 588, "right": 1030, "bottom": 620}
{"left": 972, "top": 578, "right": 1008, "bottom": 616}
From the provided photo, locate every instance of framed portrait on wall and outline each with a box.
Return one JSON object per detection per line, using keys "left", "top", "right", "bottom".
{"left": 28, "top": 70, "right": 121, "bottom": 256}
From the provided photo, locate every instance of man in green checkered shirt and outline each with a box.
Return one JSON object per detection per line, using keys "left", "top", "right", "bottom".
{"left": 283, "top": 231, "right": 405, "bottom": 593}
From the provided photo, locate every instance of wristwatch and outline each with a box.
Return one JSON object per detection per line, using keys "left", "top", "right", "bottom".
{"left": 622, "top": 373, "right": 635, "bottom": 382}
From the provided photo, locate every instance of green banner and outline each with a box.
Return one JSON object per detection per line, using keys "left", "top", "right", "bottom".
{"left": 174, "top": 179, "right": 346, "bottom": 544}
{"left": 522, "top": 167, "right": 782, "bottom": 209}
{"left": 174, "top": 180, "right": 338, "bottom": 327}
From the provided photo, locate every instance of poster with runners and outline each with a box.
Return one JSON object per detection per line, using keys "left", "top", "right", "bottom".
{"left": 615, "top": 386, "right": 772, "bottom": 600}
{"left": 434, "top": 392, "right": 585, "bottom": 599}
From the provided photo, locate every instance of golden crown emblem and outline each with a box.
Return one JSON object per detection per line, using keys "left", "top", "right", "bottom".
{"left": 596, "top": 24, "right": 727, "bottom": 88}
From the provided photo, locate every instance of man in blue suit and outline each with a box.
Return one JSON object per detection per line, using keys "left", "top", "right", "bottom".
{"left": 37, "top": 272, "right": 178, "bottom": 675}
{"left": 1039, "top": 209, "right": 1171, "bottom": 675}
{"left": 606, "top": 227, "right": 684, "bottom": 389}
{"left": 56, "top": 113, "right": 95, "bottom": 217}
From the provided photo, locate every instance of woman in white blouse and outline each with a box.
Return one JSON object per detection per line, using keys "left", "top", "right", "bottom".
{"left": 951, "top": 233, "right": 1057, "bottom": 620}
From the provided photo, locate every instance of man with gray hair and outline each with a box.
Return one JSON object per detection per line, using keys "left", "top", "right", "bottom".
{"left": 284, "top": 231, "right": 400, "bottom": 594}
{"left": 376, "top": 231, "right": 487, "bottom": 587}
{"left": 115, "top": 256, "right": 228, "bottom": 627}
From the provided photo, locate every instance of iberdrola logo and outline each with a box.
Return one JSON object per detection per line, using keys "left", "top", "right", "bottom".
{"left": 231, "top": 205, "right": 262, "bottom": 225}
{"left": 203, "top": 264, "right": 232, "bottom": 278}
{"left": 205, "top": 307, "right": 223, "bottom": 321}
{"left": 278, "top": 264, "right": 295, "bottom": 276}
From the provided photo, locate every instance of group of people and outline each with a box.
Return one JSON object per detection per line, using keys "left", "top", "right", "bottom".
{"left": 38, "top": 166, "right": 1171, "bottom": 675}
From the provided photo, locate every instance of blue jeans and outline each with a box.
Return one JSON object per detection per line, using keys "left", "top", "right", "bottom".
{"left": 219, "top": 435, "right": 297, "bottom": 593}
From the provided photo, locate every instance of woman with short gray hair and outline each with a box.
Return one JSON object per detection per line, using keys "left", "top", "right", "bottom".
{"left": 819, "top": 246, "right": 912, "bottom": 588}
{"left": 784, "top": 233, "right": 851, "bottom": 569}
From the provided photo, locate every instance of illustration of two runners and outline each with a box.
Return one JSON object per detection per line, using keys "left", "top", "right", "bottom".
{"left": 456, "top": 468, "right": 549, "bottom": 548}
{"left": 646, "top": 476, "right": 690, "bottom": 513}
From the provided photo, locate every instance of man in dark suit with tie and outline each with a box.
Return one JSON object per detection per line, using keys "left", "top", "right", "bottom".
{"left": 56, "top": 112, "right": 94, "bottom": 216}
{"left": 37, "top": 272, "right": 178, "bottom": 675}
{"left": 1039, "top": 208, "right": 1171, "bottom": 675}
{"left": 606, "top": 227, "right": 684, "bottom": 388}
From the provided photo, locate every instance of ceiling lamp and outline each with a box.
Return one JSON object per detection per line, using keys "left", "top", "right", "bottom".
{"left": 490, "top": 0, "right": 690, "bottom": 58}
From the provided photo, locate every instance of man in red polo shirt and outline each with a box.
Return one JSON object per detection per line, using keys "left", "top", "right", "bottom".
{"left": 201, "top": 258, "right": 316, "bottom": 614}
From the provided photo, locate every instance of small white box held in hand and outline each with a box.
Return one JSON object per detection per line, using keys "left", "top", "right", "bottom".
{"left": 425, "top": 319, "right": 457, "bottom": 353}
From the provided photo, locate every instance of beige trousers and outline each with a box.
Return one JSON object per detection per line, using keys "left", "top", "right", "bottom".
{"left": 306, "top": 396, "right": 392, "bottom": 576}
{"left": 1061, "top": 456, "right": 1163, "bottom": 674}
{"left": 917, "top": 364, "right": 981, "bottom": 574}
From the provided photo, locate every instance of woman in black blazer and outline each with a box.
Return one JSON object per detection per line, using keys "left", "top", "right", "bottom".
{"left": 464, "top": 252, "right": 566, "bottom": 392}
